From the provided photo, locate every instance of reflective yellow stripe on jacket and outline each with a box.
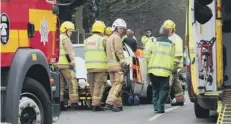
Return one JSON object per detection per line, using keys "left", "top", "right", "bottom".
{"left": 84, "top": 35, "right": 107, "bottom": 69}
{"left": 144, "top": 36, "right": 175, "bottom": 77}
{"left": 57, "top": 34, "right": 69, "bottom": 65}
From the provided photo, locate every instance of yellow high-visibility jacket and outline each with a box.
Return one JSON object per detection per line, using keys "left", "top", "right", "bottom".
{"left": 144, "top": 36, "right": 175, "bottom": 77}
{"left": 84, "top": 34, "right": 107, "bottom": 70}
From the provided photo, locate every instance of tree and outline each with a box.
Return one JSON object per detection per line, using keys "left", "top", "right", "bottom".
{"left": 84, "top": 0, "right": 186, "bottom": 40}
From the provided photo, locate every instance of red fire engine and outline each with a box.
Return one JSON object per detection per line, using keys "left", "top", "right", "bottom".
{"left": 1, "top": 0, "right": 85, "bottom": 123}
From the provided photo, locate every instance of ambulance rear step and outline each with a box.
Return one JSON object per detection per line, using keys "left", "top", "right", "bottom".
{"left": 217, "top": 90, "right": 231, "bottom": 124}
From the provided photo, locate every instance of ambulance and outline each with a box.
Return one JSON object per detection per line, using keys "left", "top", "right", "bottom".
{"left": 185, "top": 0, "right": 231, "bottom": 122}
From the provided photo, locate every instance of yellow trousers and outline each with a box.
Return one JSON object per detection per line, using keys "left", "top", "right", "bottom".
{"left": 87, "top": 72, "right": 107, "bottom": 106}
{"left": 106, "top": 71, "right": 124, "bottom": 106}
{"left": 60, "top": 69, "right": 79, "bottom": 104}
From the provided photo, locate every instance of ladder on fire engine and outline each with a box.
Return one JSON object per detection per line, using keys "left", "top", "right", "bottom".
{"left": 217, "top": 90, "right": 231, "bottom": 124}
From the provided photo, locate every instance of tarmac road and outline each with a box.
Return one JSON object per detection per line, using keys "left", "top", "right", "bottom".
{"left": 56, "top": 99, "right": 218, "bottom": 124}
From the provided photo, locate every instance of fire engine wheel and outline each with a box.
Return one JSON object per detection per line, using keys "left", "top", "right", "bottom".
{"left": 18, "top": 78, "right": 52, "bottom": 124}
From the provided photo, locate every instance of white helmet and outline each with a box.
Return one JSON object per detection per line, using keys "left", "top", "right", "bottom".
{"left": 111, "top": 18, "right": 127, "bottom": 31}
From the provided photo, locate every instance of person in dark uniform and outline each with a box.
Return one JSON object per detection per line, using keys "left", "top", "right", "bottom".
{"left": 123, "top": 29, "right": 137, "bottom": 52}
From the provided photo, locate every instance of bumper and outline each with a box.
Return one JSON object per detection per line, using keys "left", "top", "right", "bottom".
{"left": 197, "top": 94, "right": 219, "bottom": 110}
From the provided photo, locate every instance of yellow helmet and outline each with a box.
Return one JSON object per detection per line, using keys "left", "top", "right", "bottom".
{"left": 60, "top": 21, "right": 75, "bottom": 33}
{"left": 92, "top": 20, "right": 106, "bottom": 34}
{"left": 162, "top": 20, "right": 176, "bottom": 30}
{"left": 105, "top": 27, "right": 112, "bottom": 35}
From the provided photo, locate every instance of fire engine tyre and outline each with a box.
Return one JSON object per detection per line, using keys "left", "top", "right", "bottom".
{"left": 19, "top": 78, "right": 52, "bottom": 124}
{"left": 194, "top": 103, "right": 210, "bottom": 118}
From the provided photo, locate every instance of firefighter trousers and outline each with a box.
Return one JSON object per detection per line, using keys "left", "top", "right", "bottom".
{"left": 171, "top": 72, "right": 184, "bottom": 97}
{"left": 106, "top": 71, "right": 124, "bottom": 106}
{"left": 60, "top": 69, "right": 79, "bottom": 104}
{"left": 87, "top": 72, "right": 107, "bottom": 106}
{"left": 149, "top": 73, "right": 170, "bottom": 111}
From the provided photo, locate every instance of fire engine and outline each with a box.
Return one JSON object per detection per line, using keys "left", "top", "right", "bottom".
{"left": 186, "top": 0, "right": 231, "bottom": 123}
{"left": 0, "top": 0, "right": 85, "bottom": 123}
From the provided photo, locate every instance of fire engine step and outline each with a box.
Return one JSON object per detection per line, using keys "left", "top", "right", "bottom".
{"left": 217, "top": 91, "right": 231, "bottom": 124}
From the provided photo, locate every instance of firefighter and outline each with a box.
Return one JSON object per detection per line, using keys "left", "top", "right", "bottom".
{"left": 105, "top": 27, "right": 112, "bottom": 39}
{"left": 57, "top": 21, "right": 79, "bottom": 109}
{"left": 105, "top": 18, "right": 128, "bottom": 112}
{"left": 84, "top": 20, "right": 108, "bottom": 111}
{"left": 141, "top": 29, "right": 153, "bottom": 48}
{"left": 160, "top": 20, "right": 185, "bottom": 105}
{"left": 144, "top": 26, "right": 175, "bottom": 113}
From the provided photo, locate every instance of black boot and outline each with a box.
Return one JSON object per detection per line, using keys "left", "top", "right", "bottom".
{"left": 104, "top": 104, "right": 113, "bottom": 110}
{"left": 60, "top": 102, "right": 65, "bottom": 111}
{"left": 155, "top": 110, "right": 165, "bottom": 114}
{"left": 70, "top": 103, "right": 79, "bottom": 110}
{"left": 112, "top": 106, "right": 123, "bottom": 112}
{"left": 92, "top": 106, "right": 105, "bottom": 111}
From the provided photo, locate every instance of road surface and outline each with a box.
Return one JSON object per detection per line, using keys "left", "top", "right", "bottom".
{"left": 56, "top": 101, "right": 218, "bottom": 124}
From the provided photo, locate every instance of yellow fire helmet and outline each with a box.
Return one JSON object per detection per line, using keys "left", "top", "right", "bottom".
{"left": 60, "top": 21, "right": 75, "bottom": 33}
{"left": 105, "top": 27, "right": 112, "bottom": 35}
{"left": 162, "top": 20, "right": 176, "bottom": 31}
{"left": 92, "top": 20, "right": 106, "bottom": 34}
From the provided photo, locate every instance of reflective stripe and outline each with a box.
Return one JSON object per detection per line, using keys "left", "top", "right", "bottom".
{"left": 144, "top": 49, "right": 152, "bottom": 54}
{"left": 84, "top": 49, "right": 105, "bottom": 52}
{"left": 175, "top": 51, "right": 183, "bottom": 54}
{"left": 148, "top": 66, "right": 172, "bottom": 72}
{"left": 85, "top": 60, "right": 107, "bottom": 63}
{"left": 152, "top": 50, "right": 173, "bottom": 56}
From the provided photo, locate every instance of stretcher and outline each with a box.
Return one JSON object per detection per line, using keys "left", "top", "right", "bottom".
{"left": 62, "top": 57, "right": 92, "bottom": 110}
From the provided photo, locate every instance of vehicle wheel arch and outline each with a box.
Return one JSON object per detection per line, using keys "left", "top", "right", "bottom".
{"left": 25, "top": 64, "right": 51, "bottom": 98}
{"left": 4, "top": 48, "right": 51, "bottom": 124}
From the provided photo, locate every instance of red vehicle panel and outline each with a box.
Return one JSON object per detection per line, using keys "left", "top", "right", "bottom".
{"left": 1, "top": 0, "right": 59, "bottom": 67}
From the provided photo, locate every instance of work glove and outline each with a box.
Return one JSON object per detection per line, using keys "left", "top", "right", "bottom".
{"left": 70, "top": 61, "right": 76, "bottom": 68}
{"left": 72, "top": 67, "right": 76, "bottom": 73}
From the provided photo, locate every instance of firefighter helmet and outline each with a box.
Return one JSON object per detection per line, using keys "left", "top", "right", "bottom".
{"left": 105, "top": 27, "right": 112, "bottom": 35}
{"left": 92, "top": 20, "right": 106, "bottom": 34}
{"left": 162, "top": 20, "right": 176, "bottom": 30}
{"left": 112, "top": 18, "right": 127, "bottom": 31}
{"left": 60, "top": 21, "right": 75, "bottom": 33}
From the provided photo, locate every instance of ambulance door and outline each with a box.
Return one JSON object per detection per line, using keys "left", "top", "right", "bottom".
{"left": 191, "top": 0, "right": 217, "bottom": 94}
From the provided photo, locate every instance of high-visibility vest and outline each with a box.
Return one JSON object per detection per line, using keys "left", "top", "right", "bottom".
{"left": 84, "top": 35, "right": 107, "bottom": 69}
{"left": 57, "top": 34, "right": 69, "bottom": 65}
{"left": 142, "top": 36, "right": 155, "bottom": 48}
{"left": 145, "top": 36, "right": 175, "bottom": 77}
